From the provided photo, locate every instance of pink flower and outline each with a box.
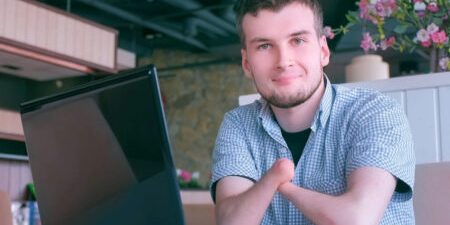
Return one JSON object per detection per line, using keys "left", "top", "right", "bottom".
{"left": 359, "top": 0, "right": 370, "bottom": 18}
{"left": 359, "top": 0, "right": 379, "bottom": 24}
{"left": 427, "top": 2, "right": 439, "bottom": 12}
{"left": 386, "top": 36, "right": 396, "bottom": 46}
{"left": 180, "top": 170, "right": 192, "bottom": 182}
{"left": 421, "top": 39, "right": 432, "bottom": 47}
{"left": 361, "top": 32, "right": 378, "bottom": 53}
{"left": 375, "top": 0, "right": 397, "bottom": 17}
{"left": 359, "top": 0, "right": 397, "bottom": 24}
{"left": 323, "top": 26, "right": 335, "bottom": 39}
{"left": 431, "top": 30, "right": 448, "bottom": 45}
{"left": 416, "top": 29, "right": 430, "bottom": 42}
{"left": 427, "top": 23, "right": 439, "bottom": 35}
{"left": 439, "top": 57, "right": 450, "bottom": 71}
{"left": 380, "top": 36, "right": 396, "bottom": 50}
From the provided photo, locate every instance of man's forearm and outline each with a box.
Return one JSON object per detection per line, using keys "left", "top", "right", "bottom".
{"left": 216, "top": 158, "right": 295, "bottom": 225}
{"left": 278, "top": 167, "right": 396, "bottom": 225}
{"left": 279, "top": 183, "right": 364, "bottom": 225}
{"left": 215, "top": 175, "right": 279, "bottom": 225}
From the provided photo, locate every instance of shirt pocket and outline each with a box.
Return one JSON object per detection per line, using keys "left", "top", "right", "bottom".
{"left": 309, "top": 178, "right": 346, "bottom": 196}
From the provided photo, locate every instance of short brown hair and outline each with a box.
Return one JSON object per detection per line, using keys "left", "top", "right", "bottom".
{"left": 233, "top": 0, "right": 324, "bottom": 48}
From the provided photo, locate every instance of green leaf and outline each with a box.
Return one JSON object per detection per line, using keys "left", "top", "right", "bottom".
{"left": 345, "top": 11, "right": 359, "bottom": 23}
{"left": 431, "top": 17, "right": 443, "bottom": 26}
{"left": 393, "top": 24, "right": 409, "bottom": 34}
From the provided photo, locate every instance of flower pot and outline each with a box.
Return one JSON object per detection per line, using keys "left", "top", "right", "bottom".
{"left": 345, "top": 54, "right": 389, "bottom": 83}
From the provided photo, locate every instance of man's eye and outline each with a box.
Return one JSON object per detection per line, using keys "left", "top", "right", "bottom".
{"left": 293, "top": 38, "right": 304, "bottom": 45}
{"left": 257, "top": 43, "right": 271, "bottom": 50}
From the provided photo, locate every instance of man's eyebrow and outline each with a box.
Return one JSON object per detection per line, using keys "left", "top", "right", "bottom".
{"left": 248, "top": 37, "right": 271, "bottom": 44}
{"left": 248, "top": 30, "right": 312, "bottom": 44}
{"left": 290, "top": 30, "right": 311, "bottom": 37}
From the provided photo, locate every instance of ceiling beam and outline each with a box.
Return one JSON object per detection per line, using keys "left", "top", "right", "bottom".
{"left": 161, "top": 0, "right": 236, "bottom": 34}
{"left": 77, "top": 0, "right": 209, "bottom": 51}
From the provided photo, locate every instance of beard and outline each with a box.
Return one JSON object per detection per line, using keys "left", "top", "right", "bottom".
{"left": 254, "top": 72, "right": 323, "bottom": 109}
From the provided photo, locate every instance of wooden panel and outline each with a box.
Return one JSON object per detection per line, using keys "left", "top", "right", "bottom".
{"left": 406, "top": 89, "right": 440, "bottom": 164}
{"left": 91, "top": 25, "right": 101, "bottom": 64}
{"left": 1, "top": 0, "right": 117, "bottom": 72}
{"left": 0, "top": 109, "right": 24, "bottom": 141}
{"left": 19, "top": 161, "right": 33, "bottom": 200}
{"left": 55, "top": 14, "right": 66, "bottom": 55}
{"left": 15, "top": 0, "right": 27, "bottom": 43}
{"left": 0, "top": 159, "right": 32, "bottom": 201}
{"left": 35, "top": 5, "right": 47, "bottom": 50}
{"left": 82, "top": 24, "right": 94, "bottom": 62}
{"left": 105, "top": 30, "right": 116, "bottom": 68}
{"left": 439, "top": 87, "right": 450, "bottom": 161}
{"left": 25, "top": 2, "right": 38, "bottom": 46}
{"left": 65, "top": 18, "right": 75, "bottom": 57}
{"left": 46, "top": 10, "right": 58, "bottom": 52}
{"left": 74, "top": 20, "right": 84, "bottom": 60}
{"left": 0, "top": 0, "right": 5, "bottom": 37}
{"left": 8, "top": 161, "right": 23, "bottom": 200}
{"left": 81, "top": 24, "right": 92, "bottom": 60}
{"left": 0, "top": 160, "right": 10, "bottom": 193}
{"left": 96, "top": 32, "right": 107, "bottom": 66}
{"left": 3, "top": 0, "right": 16, "bottom": 40}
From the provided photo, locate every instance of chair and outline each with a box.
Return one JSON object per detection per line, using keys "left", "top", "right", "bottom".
{"left": 414, "top": 162, "right": 450, "bottom": 225}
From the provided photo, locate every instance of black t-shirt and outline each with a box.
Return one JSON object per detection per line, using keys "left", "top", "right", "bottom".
{"left": 281, "top": 128, "right": 409, "bottom": 192}
{"left": 281, "top": 128, "right": 311, "bottom": 166}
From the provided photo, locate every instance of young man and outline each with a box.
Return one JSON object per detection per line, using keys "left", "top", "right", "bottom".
{"left": 210, "top": 0, "right": 415, "bottom": 224}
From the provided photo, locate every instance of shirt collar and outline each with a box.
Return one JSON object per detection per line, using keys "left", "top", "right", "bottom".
{"left": 310, "top": 74, "right": 333, "bottom": 132}
{"left": 257, "top": 73, "right": 334, "bottom": 133}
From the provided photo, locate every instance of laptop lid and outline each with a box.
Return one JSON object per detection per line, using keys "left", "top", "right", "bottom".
{"left": 20, "top": 65, "right": 185, "bottom": 225}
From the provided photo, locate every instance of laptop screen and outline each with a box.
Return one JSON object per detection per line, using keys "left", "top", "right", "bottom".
{"left": 20, "top": 65, "right": 185, "bottom": 225}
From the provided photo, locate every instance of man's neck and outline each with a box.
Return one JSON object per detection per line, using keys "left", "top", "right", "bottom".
{"left": 271, "top": 77, "right": 325, "bottom": 133}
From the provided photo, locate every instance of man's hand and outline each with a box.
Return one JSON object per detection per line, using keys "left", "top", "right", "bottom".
{"left": 267, "top": 158, "right": 295, "bottom": 186}
{"left": 215, "top": 158, "right": 295, "bottom": 225}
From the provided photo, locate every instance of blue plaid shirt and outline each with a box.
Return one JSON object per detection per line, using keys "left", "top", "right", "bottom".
{"left": 211, "top": 79, "right": 415, "bottom": 224}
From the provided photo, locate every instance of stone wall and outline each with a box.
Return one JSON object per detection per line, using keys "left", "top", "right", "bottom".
{"left": 139, "top": 50, "right": 255, "bottom": 186}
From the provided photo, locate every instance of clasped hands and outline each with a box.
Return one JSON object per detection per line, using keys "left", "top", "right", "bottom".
{"left": 266, "top": 158, "right": 297, "bottom": 193}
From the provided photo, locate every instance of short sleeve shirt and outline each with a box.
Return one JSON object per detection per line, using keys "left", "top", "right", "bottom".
{"left": 210, "top": 80, "right": 416, "bottom": 225}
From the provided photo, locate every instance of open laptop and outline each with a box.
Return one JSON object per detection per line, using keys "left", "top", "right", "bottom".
{"left": 20, "top": 65, "right": 185, "bottom": 225}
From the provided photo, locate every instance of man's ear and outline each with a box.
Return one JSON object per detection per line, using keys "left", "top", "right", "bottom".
{"left": 319, "top": 35, "right": 330, "bottom": 67}
{"left": 241, "top": 48, "right": 253, "bottom": 79}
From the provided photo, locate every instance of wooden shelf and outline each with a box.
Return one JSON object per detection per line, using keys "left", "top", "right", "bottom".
{"left": 0, "top": 109, "right": 24, "bottom": 141}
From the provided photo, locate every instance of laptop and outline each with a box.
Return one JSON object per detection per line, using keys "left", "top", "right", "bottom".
{"left": 20, "top": 65, "right": 185, "bottom": 225}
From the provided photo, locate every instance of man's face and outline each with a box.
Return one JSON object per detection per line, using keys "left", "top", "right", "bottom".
{"left": 241, "top": 3, "right": 330, "bottom": 108}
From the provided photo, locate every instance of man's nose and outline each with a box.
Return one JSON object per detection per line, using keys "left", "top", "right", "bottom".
{"left": 276, "top": 45, "right": 294, "bottom": 69}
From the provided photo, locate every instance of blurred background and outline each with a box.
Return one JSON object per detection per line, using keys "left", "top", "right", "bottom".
{"left": 0, "top": 0, "right": 433, "bottom": 187}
